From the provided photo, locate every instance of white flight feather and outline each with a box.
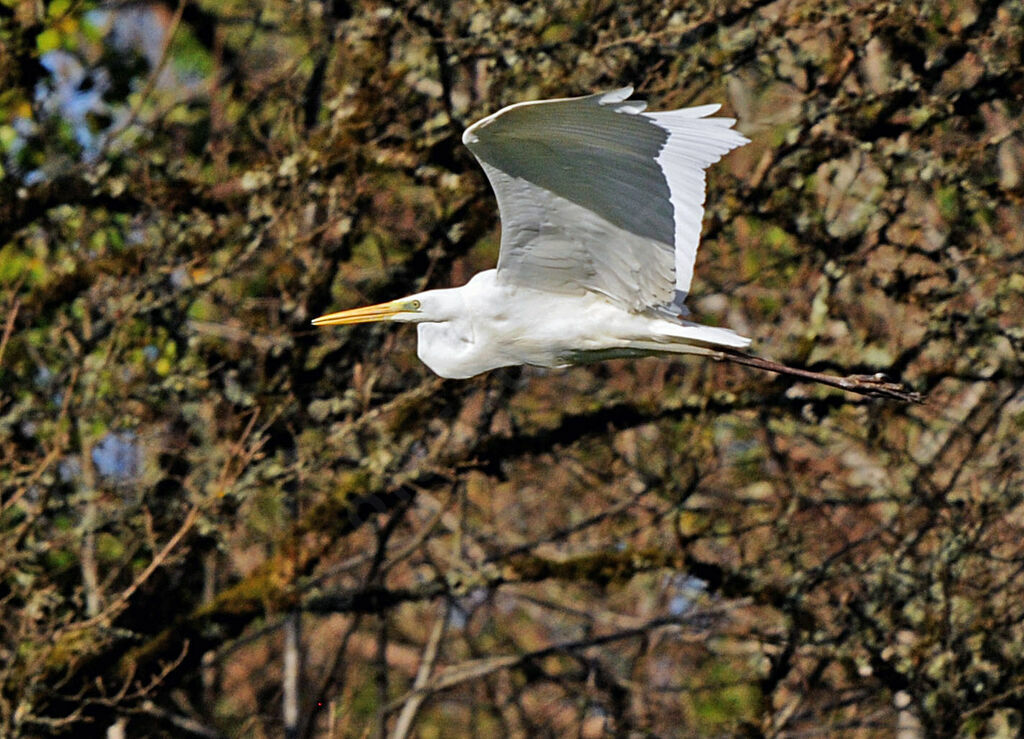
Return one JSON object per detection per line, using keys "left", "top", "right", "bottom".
{"left": 463, "top": 86, "right": 749, "bottom": 311}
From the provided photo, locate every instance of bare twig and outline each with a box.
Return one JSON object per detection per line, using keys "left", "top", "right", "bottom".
{"left": 283, "top": 611, "right": 302, "bottom": 739}
{"left": 375, "top": 614, "right": 388, "bottom": 739}
{"left": 71, "top": 504, "right": 201, "bottom": 632}
{"left": 78, "top": 426, "right": 101, "bottom": 618}
{"left": 298, "top": 613, "right": 366, "bottom": 739}
{"left": 389, "top": 601, "right": 449, "bottom": 739}
{"left": 0, "top": 293, "right": 20, "bottom": 369}
{"left": 8, "top": 363, "right": 78, "bottom": 544}
{"left": 136, "top": 701, "right": 224, "bottom": 739}
{"left": 328, "top": 376, "right": 445, "bottom": 443}
{"left": 213, "top": 406, "right": 283, "bottom": 495}
{"left": 384, "top": 617, "right": 694, "bottom": 713}
{"left": 97, "top": 0, "right": 187, "bottom": 156}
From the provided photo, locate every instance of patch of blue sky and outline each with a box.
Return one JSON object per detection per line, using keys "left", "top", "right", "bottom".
{"left": 92, "top": 430, "right": 141, "bottom": 481}
{"left": 13, "top": 6, "right": 204, "bottom": 184}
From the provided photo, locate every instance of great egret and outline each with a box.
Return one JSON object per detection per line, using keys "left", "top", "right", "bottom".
{"left": 314, "top": 88, "right": 919, "bottom": 402}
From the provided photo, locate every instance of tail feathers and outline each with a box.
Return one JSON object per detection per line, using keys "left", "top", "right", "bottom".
{"left": 566, "top": 323, "right": 751, "bottom": 364}
{"left": 656, "top": 320, "right": 751, "bottom": 350}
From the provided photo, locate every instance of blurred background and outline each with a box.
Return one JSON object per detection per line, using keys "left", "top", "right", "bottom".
{"left": 2, "top": 0, "right": 1023, "bottom": 736}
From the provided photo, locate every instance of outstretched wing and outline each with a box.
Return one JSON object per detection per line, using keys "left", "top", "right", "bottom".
{"left": 462, "top": 87, "right": 747, "bottom": 312}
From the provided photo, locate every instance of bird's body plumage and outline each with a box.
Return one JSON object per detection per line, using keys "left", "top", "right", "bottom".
{"left": 314, "top": 87, "right": 752, "bottom": 379}
{"left": 412, "top": 270, "right": 749, "bottom": 378}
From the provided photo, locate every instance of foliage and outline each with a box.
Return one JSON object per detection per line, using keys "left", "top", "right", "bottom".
{"left": 2, "top": 0, "right": 1024, "bottom": 736}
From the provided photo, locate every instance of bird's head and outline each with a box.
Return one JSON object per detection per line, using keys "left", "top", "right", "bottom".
{"left": 312, "top": 289, "right": 459, "bottom": 328}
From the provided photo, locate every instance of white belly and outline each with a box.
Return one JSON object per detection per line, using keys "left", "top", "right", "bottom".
{"left": 414, "top": 270, "right": 748, "bottom": 379}
{"left": 415, "top": 273, "right": 639, "bottom": 378}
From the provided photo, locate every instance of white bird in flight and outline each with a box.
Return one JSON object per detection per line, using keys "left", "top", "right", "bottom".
{"left": 314, "top": 87, "right": 919, "bottom": 401}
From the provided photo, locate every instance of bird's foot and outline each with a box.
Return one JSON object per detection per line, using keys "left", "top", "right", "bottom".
{"left": 838, "top": 373, "right": 924, "bottom": 403}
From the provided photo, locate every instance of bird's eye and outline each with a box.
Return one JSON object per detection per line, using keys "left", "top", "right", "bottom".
{"left": 409, "top": 300, "right": 421, "bottom": 310}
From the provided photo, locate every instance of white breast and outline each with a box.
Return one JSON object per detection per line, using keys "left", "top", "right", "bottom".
{"left": 414, "top": 271, "right": 648, "bottom": 378}
{"left": 415, "top": 321, "right": 497, "bottom": 379}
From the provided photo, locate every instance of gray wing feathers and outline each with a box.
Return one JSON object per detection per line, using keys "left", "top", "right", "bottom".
{"left": 464, "top": 87, "right": 747, "bottom": 313}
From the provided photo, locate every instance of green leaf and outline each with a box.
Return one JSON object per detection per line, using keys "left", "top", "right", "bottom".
{"left": 36, "top": 28, "right": 62, "bottom": 53}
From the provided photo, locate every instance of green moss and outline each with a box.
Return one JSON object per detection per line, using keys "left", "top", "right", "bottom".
{"left": 168, "top": 26, "right": 214, "bottom": 78}
{"left": 96, "top": 532, "right": 125, "bottom": 564}
{"left": 187, "top": 294, "right": 218, "bottom": 321}
{"left": 43, "top": 629, "right": 105, "bottom": 673}
{"left": 692, "top": 661, "right": 760, "bottom": 730}
{"left": 0, "top": 243, "right": 46, "bottom": 287}
{"left": 44, "top": 548, "right": 75, "bottom": 573}
{"left": 540, "top": 23, "right": 575, "bottom": 44}
{"left": 936, "top": 184, "right": 960, "bottom": 222}
{"left": 346, "top": 676, "right": 383, "bottom": 726}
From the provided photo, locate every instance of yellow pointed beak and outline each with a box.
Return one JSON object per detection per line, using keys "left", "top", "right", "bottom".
{"left": 312, "top": 300, "right": 406, "bottom": 326}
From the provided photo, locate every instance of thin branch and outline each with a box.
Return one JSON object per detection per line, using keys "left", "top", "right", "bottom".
{"left": 283, "top": 611, "right": 302, "bottom": 739}
{"left": 78, "top": 426, "right": 101, "bottom": 618}
{"left": 71, "top": 503, "right": 201, "bottom": 632}
{"left": 390, "top": 600, "right": 449, "bottom": 739}
{"left": 97, "top": 0, "right": 187, "bottom": 156}
{"left": 0, "top": 293, "right": 20, "bottom": 370}
{"left": 383, "top": 617, "right": 690, "bottom": 714}
{"left": 375, "top": 613, "right": 388, "bottom": 739}
{"left": 136, "top": 701, "right": 224, "bottom": 739}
